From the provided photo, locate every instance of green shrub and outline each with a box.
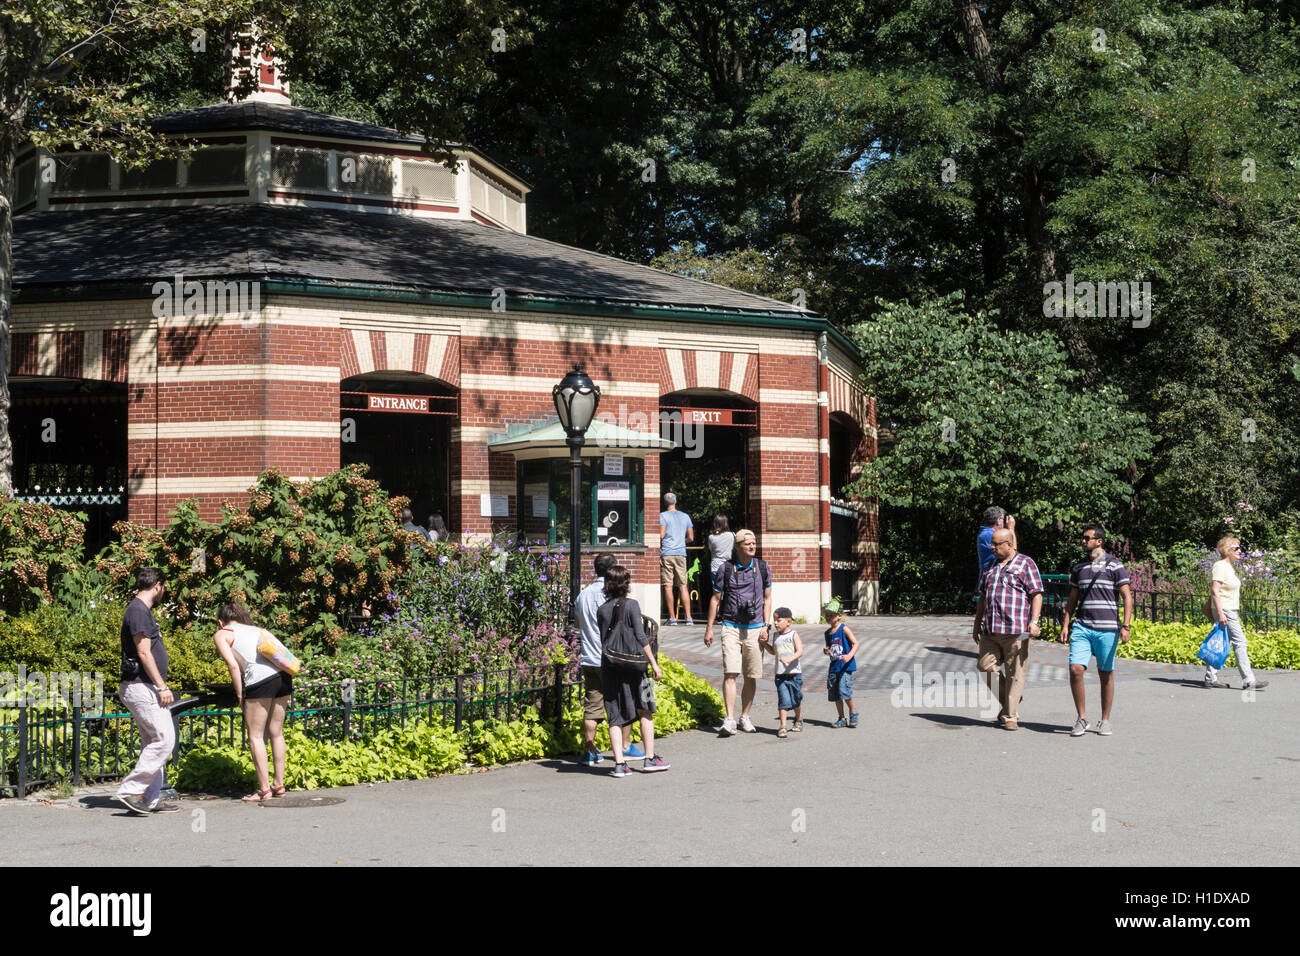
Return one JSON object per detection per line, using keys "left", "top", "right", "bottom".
{"left": 95, "top": 466, "right": 414, "bottom": 652}
{"left": 174, "top": 723, "right": 466, "bottom": 792}
{"left": 0, "top": 499, "right": 86, "bottom": 618}
{"left": 1038, "top": 619, "right": 1300, "bottom": 669}
{"left": 0, "top": 603, "right": 228, "bottom": 690}
{"left": 171, "top": 656, "right": 725, "bottom": 791}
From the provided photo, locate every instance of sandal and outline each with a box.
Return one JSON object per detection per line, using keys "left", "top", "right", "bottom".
{"left": 777, "top": 728, "right": 788, "bottom": 738}
{"left": 270, "top": 785, "right": 287, "bottom": 798}
{"left": 242, "top": 789, "right": 272, "bottom": 803}
{"left": 791, "top": 720, "right": 803, "bottom": 732}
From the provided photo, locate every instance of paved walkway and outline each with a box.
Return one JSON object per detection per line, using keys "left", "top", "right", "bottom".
{"left": 2, "top": 615, "right": 1296, "bottom": 866}
{"left": 659, "top": 615, "right": 1195, "bottom": 704}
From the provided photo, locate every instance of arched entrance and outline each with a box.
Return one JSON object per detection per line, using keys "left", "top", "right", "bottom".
{"left": 658, "top": 389, "right": 758, "bottom": 619}
{"left": 340, "top": 372, "right": 457, "bottom": 529}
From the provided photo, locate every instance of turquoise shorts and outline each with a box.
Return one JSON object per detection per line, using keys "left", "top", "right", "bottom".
{"left": 1069, "top": 623, "right": 1119, "bottom": 672}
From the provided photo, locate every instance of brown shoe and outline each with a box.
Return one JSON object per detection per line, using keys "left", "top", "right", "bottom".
{"left": 1004, "top": 717, "right": 1020, "bottom": 731}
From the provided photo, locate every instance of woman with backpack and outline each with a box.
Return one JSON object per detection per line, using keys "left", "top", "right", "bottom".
{"left": 598, "top": 565, "right": 669, "bottom": 777}
{"left": 212, "top": 603, "right": 295, "bottom": 801}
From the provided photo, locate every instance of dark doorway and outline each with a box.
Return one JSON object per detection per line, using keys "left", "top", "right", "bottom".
{"left": 658, "top": 391, "right": 756, "bottom": 617}
{"left": 8, "top": 378, "right": 128, "bottom": 554}
{"left": 829, "top": 414, "right": 861, "bottom": 606}
{"left": 340, "top": 373, "right": 456, "bottom": 530}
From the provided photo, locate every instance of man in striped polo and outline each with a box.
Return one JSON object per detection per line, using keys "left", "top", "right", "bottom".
{"left": 1057, "top": 524, "right": 1133, "bottom": 737}
{"left": 972, "top": 528, "right": 1043, "bottom": 731}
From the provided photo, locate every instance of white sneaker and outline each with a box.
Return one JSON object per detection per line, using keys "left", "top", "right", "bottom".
{"left": 738, "top": 715, "right": 757, "bottom": 733}
{"left": 720, "top": 718, "right": 737, "bottom": 736}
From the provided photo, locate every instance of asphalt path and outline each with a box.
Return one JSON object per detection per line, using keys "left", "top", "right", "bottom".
{"left": 3, "top": 616, "right": 1296, "bottom": 866}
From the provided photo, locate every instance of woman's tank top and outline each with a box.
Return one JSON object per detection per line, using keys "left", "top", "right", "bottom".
{"left": 224, "top": 622, "right": 280, "bottom": 687}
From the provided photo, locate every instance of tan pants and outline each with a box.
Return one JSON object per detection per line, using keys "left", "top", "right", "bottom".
{"left": 977, "top": 632, "right": 1029, "bottom": 720}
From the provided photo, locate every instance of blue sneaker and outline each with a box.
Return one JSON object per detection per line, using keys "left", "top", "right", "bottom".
{"left": 849, "top": 713, "right": 860, "bottom": 728}
{"left": 579, "top": 751, "right": 604, "bottom": 765}
{"left": 833, "top": 718, "right": 848, "bottom": 728}
{"left": 623, "top": 743, "right": 645, "bottom": 759}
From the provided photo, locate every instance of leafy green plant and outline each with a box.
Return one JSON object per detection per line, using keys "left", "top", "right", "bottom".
{"left": 94, "top": 466, "right": 415, "bottom": 652}
{"left": 0, "top": 499, "right": 86, "bottom": 618}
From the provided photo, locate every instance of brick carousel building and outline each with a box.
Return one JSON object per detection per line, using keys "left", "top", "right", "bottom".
{"left": 11, "top": 74, "right": 879, "bottom": 621}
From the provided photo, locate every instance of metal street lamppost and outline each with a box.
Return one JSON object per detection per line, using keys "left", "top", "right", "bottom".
{"left": 553, "top": 367, "right": 600, "bottom": 625}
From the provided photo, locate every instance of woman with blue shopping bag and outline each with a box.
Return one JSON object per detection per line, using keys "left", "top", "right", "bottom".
{"left": 1203, "top": 536, "right": 1268, "bottom": 690}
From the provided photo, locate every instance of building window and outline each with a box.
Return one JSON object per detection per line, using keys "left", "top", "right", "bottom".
{"left": 337, "top": 154, "right": 395, "bottom": 195}
{"left": 271, "top": 145, "right": 328, "bottom": 189}
{"left": 517, "top": 457, "right": 644, "bottom": 547}
{"left": 51, "top": 153, "right": 111, "bottom": 193}
{"left": 120, "top": 157, "right": 177, "bottom": 191}
{"left": 186, "top": 146, "right": 246, "bottom": 186}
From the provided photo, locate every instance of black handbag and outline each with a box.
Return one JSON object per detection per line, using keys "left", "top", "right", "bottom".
{"left": 602, "top": 599, "right": 647, "bottom": 668}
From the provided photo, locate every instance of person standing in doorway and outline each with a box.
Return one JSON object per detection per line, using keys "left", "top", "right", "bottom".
{"left": 1204, "top": 536, "right": 1269, "bottom": 692}
{"left": 973, "top": 528, "right": 1042, "bottom": 731}
{"left": 116, "top": 568, "right": 180, "bottom": 815}
{"left": 401, "top": 507, "right": 430, "bottom": 541}
{"left": 703, "top": 529, "right": 772, "bottom": 735}
{"left": 427, "top": 512, "right": 448, "bottom": 543}
{"left": 707, "top": 515, "right": 735, "bottom": 585}
{"left": 1058, "top": 524, "right": 1133, "bottom": 736}
{"left": 659, "top": 493, "right": 695, "bottom": 625}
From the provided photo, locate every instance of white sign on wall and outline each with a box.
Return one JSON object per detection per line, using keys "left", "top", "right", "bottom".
{"left": 480, "top": 493, "right": 509, "bottom": 517}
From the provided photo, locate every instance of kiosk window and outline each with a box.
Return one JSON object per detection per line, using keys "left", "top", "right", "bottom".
{"left": 517, "top": 458, "right": 643, "bottom": 546}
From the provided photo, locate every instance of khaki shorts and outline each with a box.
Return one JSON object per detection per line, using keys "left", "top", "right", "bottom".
{"left": 660, "top": 555, "right": 687, "bottom": 587}
{"left": 582, "top": 666, "right": 605, "bottom": 722}
{"left": 721, "top": 624, "right": 764, "bottom": 680}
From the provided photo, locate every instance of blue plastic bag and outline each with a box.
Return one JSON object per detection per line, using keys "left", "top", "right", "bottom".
{"left": 1197, "top": 624, "right": 1231, "bottom": 669}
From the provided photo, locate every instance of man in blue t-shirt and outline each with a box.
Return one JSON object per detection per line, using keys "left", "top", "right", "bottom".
{"left": 1057, "top": 523, "right": 1132, "bottom": 737}
{"left": 659, "top": 493, "right": 695, "bottom": 625}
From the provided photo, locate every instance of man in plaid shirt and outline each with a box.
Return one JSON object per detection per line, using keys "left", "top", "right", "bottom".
{"left": 972, "top": 528, "right": 1043, "bottom": 731}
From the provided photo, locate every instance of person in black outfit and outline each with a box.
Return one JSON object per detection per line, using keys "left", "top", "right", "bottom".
{"left": 598, "top": 565, "right": 669, "bottom": 776}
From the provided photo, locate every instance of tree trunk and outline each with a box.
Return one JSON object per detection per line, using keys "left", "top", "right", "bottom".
{"left": 0, "top": 124, "right": 15, "bottom": 496}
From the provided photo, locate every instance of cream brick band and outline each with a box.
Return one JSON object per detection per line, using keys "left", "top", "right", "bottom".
{"left": 759, "top": 388, "right": 819, "bottom": 405}
{"left": 461, "top": 374, "right": 659, "bottom": 397}
{"left": 154, "top": 364, "right": 340, "bottom": 383}
{"left": 756, "top": 532, "right": 821, "bottom": 549}
{"left": 755, "top": 437, "right": 821, "bottom": 453}
{"left": 747, "top": 485, "right": 821, "bottom": 500}
{"left": 126, "top": 475, "right": 317, "bottom": 495}
{"left": 128, "top": 420, "right": 341, "bottom": 440}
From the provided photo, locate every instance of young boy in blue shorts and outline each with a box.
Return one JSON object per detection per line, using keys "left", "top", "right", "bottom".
{"left": 823, "top": 606, "right": 859, "bottom": 727}
{"left": 761, "top": 606, "right": 803, "bottom": 737}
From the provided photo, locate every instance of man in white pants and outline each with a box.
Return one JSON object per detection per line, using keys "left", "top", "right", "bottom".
{"left": 116, "top": 567, "right": 180, "bottom": 814}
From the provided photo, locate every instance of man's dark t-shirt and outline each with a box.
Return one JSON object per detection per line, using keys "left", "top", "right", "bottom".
{"left": 121, "top": 597, "right": 167, "bottom": 684}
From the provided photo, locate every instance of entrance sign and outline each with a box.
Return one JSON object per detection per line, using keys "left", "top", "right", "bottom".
{"left": 531, "top": 494, "right": 549, "bottom": 517}
{"left": 366, "top": 393, "right": 430, "bottom": 413}
{"left": 603, "top": 452, "right": 623, "bottom": 475}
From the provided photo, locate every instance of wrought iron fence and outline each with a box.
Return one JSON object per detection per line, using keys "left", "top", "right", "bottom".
{"left": 886, "top": 580, "right": 1300, "bottom": 632}
{"left": 1, "top": 662, "right": 580, "bottom": 798}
